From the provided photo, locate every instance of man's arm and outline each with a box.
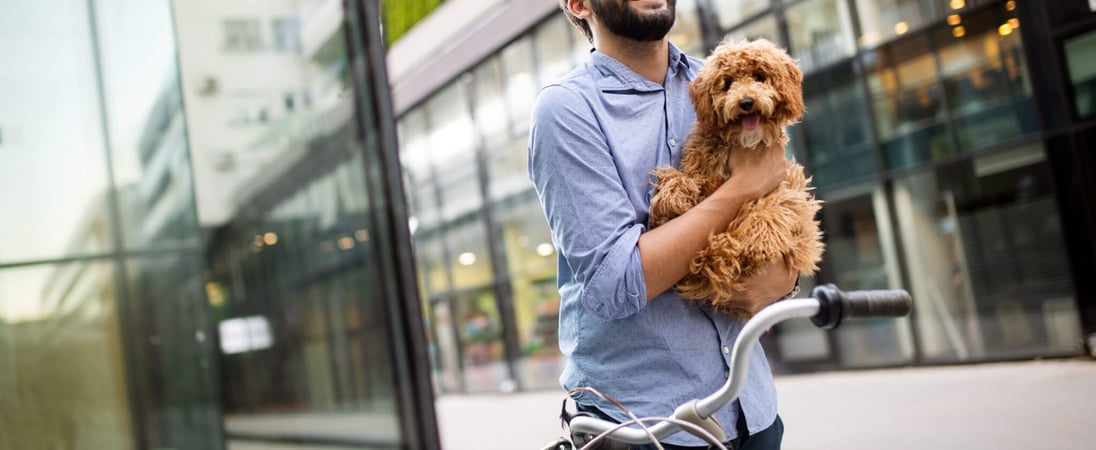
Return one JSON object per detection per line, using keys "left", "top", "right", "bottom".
{"left": 638, "top": 143, "right": 792, "bottom": 302}
{"left": 529, "top": 85, "right": 652, "bottom": 320}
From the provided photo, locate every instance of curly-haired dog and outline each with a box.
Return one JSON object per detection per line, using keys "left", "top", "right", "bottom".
{"left": 649, "top": 38, "right": 824, "bottom": 318}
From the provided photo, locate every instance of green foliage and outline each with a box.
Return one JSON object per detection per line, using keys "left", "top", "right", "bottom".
{"left": 380, "top": 0, "right": 446, "bottom": 46}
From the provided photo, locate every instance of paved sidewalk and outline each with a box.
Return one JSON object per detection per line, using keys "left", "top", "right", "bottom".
{"left": 435, "top": 359, "right": 1096, "bottom": 449}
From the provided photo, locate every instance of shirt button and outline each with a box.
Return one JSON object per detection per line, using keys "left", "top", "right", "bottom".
{"left": 722, "top": 345, "right": 730, "bottom": 354}
{"left": 669, "top": 138, "right": 678, "bottom": 147}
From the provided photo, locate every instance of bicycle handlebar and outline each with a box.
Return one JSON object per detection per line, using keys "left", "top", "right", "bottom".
{"left": 567, "top": 285, "right": 912, "bottom": 446}
{"left": 810, "top": 284, "right": 912, "bottom": 329}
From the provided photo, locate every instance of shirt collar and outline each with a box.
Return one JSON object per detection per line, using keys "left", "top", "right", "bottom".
{"left": 590, "top": 41, "right": 691, "bottom": 93}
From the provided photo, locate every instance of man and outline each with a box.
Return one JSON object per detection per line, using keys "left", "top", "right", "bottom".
{"left": 528, "top": 0, "right": 795, "bottom": 448}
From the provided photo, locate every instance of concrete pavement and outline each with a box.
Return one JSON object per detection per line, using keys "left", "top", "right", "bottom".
{"left": 435, "top": 358, "right": 1096, "bottom": 449}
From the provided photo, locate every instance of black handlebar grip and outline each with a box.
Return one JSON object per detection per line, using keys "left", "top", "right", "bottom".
{"left": 844, "top": 290, "right": 912, "bottom": 319}
{"left": 810, "top": 284, "right": 912, "bottom": 329}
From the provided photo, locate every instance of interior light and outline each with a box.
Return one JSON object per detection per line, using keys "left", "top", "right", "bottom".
{"left": 1008, "top": 18, "right": 1020, "bottom": 29}
{"left": 458, "top": 252, "right": 476, "bottom": 266}
{"left": 998, "top": 23, "right": 1013, "bottom": 36}
{"left": 355, "top": 229, "right": 368, "bottom": 242}
{"left": 894, "top": 21, "right": 909, "bottom": 35}
{"left": 953, "top": 25, "right": 966, "bottom": 38}
{"left": 1006, "top": 0, "right": 1016, "bottom": 11}
{"left": 950, "top": 0, "right": 965, "bottom": 10}
{"left": 536, "top": 243, "right": 555, "bottom": 257}
{"left": 263, "top": 232, "right": 278, "bottom": 245}
{"left": 947, "top": 14, "right": 961, "bottom": 26}
{"left": 338, "top": 236, "right": 356, "bottom": 250}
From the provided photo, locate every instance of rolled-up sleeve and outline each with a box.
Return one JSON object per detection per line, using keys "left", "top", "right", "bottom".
{"left": 528, "top": 85, "right": 648, "bottom": 320}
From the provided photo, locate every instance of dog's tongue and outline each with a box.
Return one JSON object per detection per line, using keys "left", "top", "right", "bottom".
{"left": 742, "top": 113, "right": 760, "bottom": 131}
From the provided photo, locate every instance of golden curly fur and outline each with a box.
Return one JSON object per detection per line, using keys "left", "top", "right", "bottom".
{"left": 649, "top": 38, "right": 824, "bottom": 318}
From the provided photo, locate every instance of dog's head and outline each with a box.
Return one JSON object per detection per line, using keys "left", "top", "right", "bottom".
{"left": 690, "top": 38, "right": 804, "bottom": 149}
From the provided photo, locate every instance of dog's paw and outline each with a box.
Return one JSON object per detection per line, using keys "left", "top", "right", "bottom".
{"left": 650, "top": 169, "right": 702, "bottom": 227}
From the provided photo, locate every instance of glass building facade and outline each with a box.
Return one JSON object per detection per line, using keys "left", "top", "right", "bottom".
{"left": 1, "top": 0, "right": 438, "bottom": 449}
{"left": 394, "top": 0, "right": 1096, "bottom": 394}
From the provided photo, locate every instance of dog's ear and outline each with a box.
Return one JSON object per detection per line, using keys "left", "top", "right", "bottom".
{"left": 770, "top": 48, "right": 805, "bottom": 123}
{"left": 689, "top": 69, "right": 720, "bottom": 133}
{"left": 767, "top": 43, "right": 811, "bottom": 124}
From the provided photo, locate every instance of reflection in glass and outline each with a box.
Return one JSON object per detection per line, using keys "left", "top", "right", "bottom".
{"left": 174, "top": 0, "right": 351, "bottom": 228}
{"left": 892, "top": 148, "right": 1079, "bottom": 362}
{"left": 1063, "top": 30, "right": 1096, "bottom": 119}
{"left": 0, "top": 262, "right": 133, "bottom": 449}
{"left": 786, "top": 0, "right": 856, "bottom": 73}
{"left": 0, "top": 1, "right": 113, "bottom": 264}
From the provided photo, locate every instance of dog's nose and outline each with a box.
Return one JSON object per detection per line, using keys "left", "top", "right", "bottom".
{"left": 740, "top": 98, "right": 754, "bottom": 111}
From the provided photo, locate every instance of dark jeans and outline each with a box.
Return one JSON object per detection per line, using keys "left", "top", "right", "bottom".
{"left": 577, "top": 403, "right": 784, "bottom": 450}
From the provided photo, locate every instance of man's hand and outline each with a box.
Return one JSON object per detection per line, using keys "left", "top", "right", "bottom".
{"left": 728, "top": 259, "right": 798, "bottom": 316}
{"left": 723, "top": 141, "right": 789, "bottom": 201}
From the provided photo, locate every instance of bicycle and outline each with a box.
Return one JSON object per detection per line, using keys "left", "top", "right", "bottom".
{"left": 541, "top": 284, "right": 913, "bottom": 450}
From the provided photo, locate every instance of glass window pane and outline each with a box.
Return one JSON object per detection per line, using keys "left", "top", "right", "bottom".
{"left": 669, "top": 0, "right": 704, "bottom": 56}
{"left": 452, "top": 288, "right": 508, "bottom": 393}
{"left": 801, "top": 62, "right": 877, "bottom": 188}
{"left": 94, "top": 0, "right": 202, "bottom": 252}
{"left": 487, "top": 139, "right": 531, "bottom": 202}
{"left": 426, "top": 82, "right": 476, "bottom": 176}
{"left": 501, "top": 36, "right": 538, "bottom": 137}
{"left": 862, "top": 35, "right": 952, "bottom": 169}
{"left": 721, "top": 15, "right": 780, "bottom": 45}
{"left": 1064, "top": 30, "right": 1096, "bottom": 119}
{"left": 0, "top": 261, "right": 133, "bottom": 449}
{"left": 173, "top": 0, "right": 353, "bottom": 229}
{"left": 892, "top": 146, "right": 1079, "bottom": 362}
{"left": 820, "top": 190, "right": 913, "bottom": 366}
{"left": 0, "top": 2, "right": 114, "bottom": 264}
{"left": 428, "top": 297, "right": 463, "bottom": 393}
{"left": 534, "top": 15, "right": 574, "bottom": 86}
{"left": 933, "top": 6, "right": 1036, "bottom": 151}
{"left": 855, "top": 0, "right": 934, "bottom": 48}
{"left": 446, "top": 217, "right": 494, "bottom": 290}
{"left": 786, "top": 0, "right": 857, "bottom": 73}
{"left": 494, "top": 190, "right": 561, "bottom": 390}
{"left": 473, "top": 58, "right": 510, "bottom": 150}
{"left": 713, "top": 0, "right": 770, "bottom": 31}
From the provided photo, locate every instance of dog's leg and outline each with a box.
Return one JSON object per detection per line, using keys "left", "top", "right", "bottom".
{"left": 777, "top": 164, "right": 825, "bottom": 276}
{"left": 649, "top": 166, "right": 703, "bottom": 228}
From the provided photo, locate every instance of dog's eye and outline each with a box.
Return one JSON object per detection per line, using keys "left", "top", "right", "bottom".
{"left": 722, "top": 78, "right": 733, "bottom": 90}
{"left": 753, "top": 72, "right": 766, "bottom": 82}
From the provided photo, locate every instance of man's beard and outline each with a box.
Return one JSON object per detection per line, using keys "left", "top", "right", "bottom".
{"left": 589, "top": 0, "right": 676, "bottom": 42}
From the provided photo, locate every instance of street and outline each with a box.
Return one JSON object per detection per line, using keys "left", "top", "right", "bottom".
{"left": 435, "top": 358, "right": 1096, "bottom": 449}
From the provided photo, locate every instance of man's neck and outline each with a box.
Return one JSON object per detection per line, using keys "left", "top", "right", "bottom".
{"left": 595, "top": 36, "right": 670, "bottom": 85}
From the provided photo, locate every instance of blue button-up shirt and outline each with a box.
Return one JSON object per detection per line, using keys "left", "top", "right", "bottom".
{"left": 528, "top": 43, "right": 778, "bottom": 446}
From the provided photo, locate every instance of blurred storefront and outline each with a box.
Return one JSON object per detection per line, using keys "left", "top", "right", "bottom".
{"left": 0, "top": 0, "right": 438, "bottom": 449}
{"left": 390, "top": 0, "right": 1096, "bottom": 394}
